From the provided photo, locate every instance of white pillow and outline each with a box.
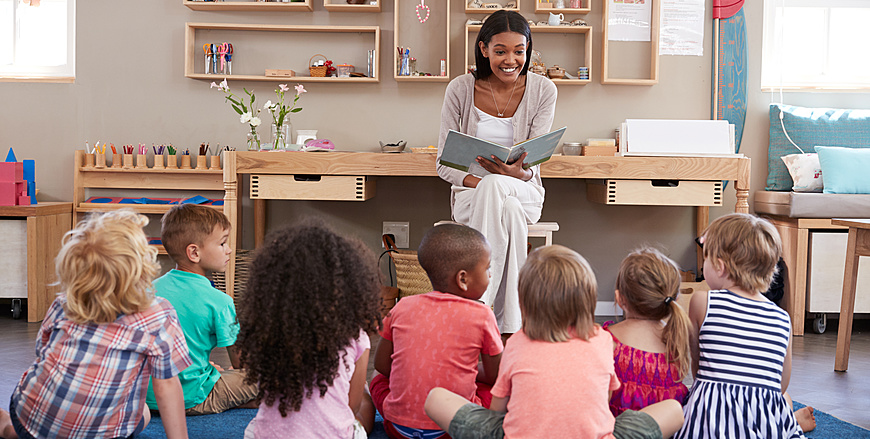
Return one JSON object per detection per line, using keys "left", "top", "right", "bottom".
{"left": 781, "top": 153, "right": 823, "bottom": 192}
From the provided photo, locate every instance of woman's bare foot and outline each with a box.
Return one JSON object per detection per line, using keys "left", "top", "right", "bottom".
{"left": 795, "top": 406, "right": 816, "bottom": 433}
{"left": 1, "top": 408, "right": 20, "bottom": 439}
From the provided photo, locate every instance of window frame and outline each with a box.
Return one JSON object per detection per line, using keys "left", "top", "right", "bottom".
{"left": 761, "top": 0, "right": 870, "bottom": 92}
{"left": 0, "top": 0, "right": 76, "bottom": 83}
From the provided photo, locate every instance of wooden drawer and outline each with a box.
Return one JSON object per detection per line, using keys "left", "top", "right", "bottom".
{"left": 250, "top": 174, "right": 375, "bottom": 201}
{"left": 587, "top": 179, "right": 722, "bottom": 206}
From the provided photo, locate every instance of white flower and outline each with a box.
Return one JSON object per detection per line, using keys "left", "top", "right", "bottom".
{"left": 263, "top": 100, "right": 273, "bottom": 110}
{"left": 219, "top": 79, "right": 229, "bottom": 91}
{"left": 279, "top": 84, "right": 290, "bottom": 92}
{"left": 250, "top": 117, "right": 262, "bottom": 127}
{"left": 295, "top": 84, "right": 306, "bottom": 95}
{"left": 240, "top": 112, "right": 252, "bottom": 124}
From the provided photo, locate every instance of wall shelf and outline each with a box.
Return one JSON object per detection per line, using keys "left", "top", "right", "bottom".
{"left": 534, "top": 0, "right": 589, "bottom": 14}
{"left": 183, "top": 1, "right": 313, "bottom": 12}
{"left": 465, "top": 24, "right": 592, "bottom": 85}
{"left": 185, "top": 23, "right": 380, "bottom": 83}
{"left": 465, "top": 2, "right": 520, "bottom": 14}
{"left": 394, "top": 0, "right": 450, "bottom": 82}
{"left": 323, "top": 0, "right": 381, "bottom": 12}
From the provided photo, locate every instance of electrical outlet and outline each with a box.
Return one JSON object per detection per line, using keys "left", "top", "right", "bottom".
{"left": 383, "top": 221, "right": 410, "bottom": 248}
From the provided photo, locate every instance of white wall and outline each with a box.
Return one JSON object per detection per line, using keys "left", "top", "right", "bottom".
{"left": 0, "top": 0, "right": 863, "bottom": 300}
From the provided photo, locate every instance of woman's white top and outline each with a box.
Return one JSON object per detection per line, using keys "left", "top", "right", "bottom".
{"left": 474, "top": 107, "right": 514, "bottom": 147}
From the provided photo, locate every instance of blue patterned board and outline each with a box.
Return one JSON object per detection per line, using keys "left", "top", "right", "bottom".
{"left": 715, "top": 8, "right": 747, "bottom": 154}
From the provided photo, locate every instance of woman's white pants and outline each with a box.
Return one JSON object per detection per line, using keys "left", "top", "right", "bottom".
{"left": 452, "top": 174, "right": 545, "bottom": 333}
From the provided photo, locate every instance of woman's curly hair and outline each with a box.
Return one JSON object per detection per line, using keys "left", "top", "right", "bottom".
{"left": 236, "top": 219, "right": 383, "bottom": 416}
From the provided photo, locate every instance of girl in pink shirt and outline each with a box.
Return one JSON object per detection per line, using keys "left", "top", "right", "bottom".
{"left": 237, "top": 220, "right": 383, "bottom": 439}
{"left": 604, "top": 247, "right": 691, "bottom": 416}
{"left": 424, "top": 245, "right": 685, "bottom": 439}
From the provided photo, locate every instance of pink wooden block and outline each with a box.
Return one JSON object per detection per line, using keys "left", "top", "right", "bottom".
{"left": 0, "top": 182, "right": 16, "bottom": 205}
{"left": 0, "top": 162, "right": 23, "bottom": 182}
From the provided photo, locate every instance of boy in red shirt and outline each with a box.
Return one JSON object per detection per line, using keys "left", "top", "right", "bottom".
{"left": 371, "top": 223, "right": 503, "bottom": 439}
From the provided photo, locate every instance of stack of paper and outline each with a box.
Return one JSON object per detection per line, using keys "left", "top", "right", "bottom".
{"left": 620, "top": 119, "right": 737, "bottom": 157}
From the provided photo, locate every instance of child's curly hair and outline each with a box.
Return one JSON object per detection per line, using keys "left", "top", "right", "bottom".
{"left": 236, "top": 219, "right": 382, "bottom": 417}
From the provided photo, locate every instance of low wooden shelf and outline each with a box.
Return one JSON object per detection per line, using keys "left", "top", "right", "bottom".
{"left": 324, "top": 0, "right": 381, "bottom": 12}
{"left": 183, "top": 1, "right": 313, "bottom": 12}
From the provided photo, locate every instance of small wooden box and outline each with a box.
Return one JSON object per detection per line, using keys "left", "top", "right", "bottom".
{"left": 582, "top": 145, "right": 617, "bottom": 156}
{"left": 587, "top": 179, "right": 723, "bottom": 206}
{"left": 265, "top": 69, "right": 296, "bottom": 77}
{"left": 250, "top": 174, "right": 375, "bottom": 201}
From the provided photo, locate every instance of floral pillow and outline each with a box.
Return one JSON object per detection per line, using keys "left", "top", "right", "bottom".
{"left": 780, "top": 153, "right": 823, "bottom": 192}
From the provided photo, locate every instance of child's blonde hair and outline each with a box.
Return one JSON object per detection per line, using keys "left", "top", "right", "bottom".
{"left": 519, "top": 245, "right": 597, "bottom": 342}
{"left": 703, "top": 213, "right": 782, "bottom": 293}
{"left": 616, "top": 247, "right": 691, "bottom": 379}
{"left": 57, "top": 210, "right": 159, "bottom": 324}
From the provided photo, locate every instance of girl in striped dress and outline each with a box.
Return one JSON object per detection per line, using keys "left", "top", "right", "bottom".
{"left": 676, "top": 213, "right": 806, "bottom": 439}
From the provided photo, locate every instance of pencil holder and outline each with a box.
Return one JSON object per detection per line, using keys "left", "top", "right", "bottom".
{"left": 196, "top": 155, "right": 207, "bottom": 170}
{"left": 180, "top": 155, "right": 192, "bottom": 170}
{"left": 153, "top": 154, "right": 165, "bottom": 169}
{"left": 136, "top": 154, "right": 148, "bottom": 169}
{"left": 84, "top": 153, "right": 95, "bottom": 168}
{"left": 94, "top": 153, "right": 106, "bottom": 169}
{"left": 167, "top": 154, "right": 178, "bottom": 169}
{"left": 209, "top": 155, "right": 221, "bottom": 170}
{"left": 111, "top": 153, "right": 123, "bottom": 168}
{"left": 123, "top": 154, "right": 134, "bottom": 169}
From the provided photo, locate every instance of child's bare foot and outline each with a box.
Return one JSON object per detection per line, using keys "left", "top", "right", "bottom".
{"left": 1, "top": 408, "right": 20, "bottom": 439}
{"left": 795, "top": 406, "right": 816, "bottom": 433}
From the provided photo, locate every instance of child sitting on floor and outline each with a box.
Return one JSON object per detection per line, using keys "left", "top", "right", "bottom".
{"left": 676, "top": 213, "right": 811, "bottom": 438}
{"left": 238, "top": 220, "right": 383, "bottom": 438}
{"left": 425, "top": 245, "right": 684, "bottom": 439}
{"left": 604, "top": 247, "right": 690, "bottom": 415}
{"left": 146, "top": 204, "right": 257, "bottom": 415}
{"left": 1, "top": 210, "right": 190, "bottom": 439}
{"left": 371, "top": 223, "right": 504, "bottom": 439}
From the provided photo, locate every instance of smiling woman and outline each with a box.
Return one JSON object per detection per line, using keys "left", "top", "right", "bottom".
{"left": 435, "top": 9, "right": 557, "bottom": 337}
{"left": 0, "top": 0, "right": 75, "bottom": 82}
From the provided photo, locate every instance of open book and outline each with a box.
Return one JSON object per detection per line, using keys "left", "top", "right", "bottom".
{"left": 439, "top": 127, "right": 567, "bottom": 176}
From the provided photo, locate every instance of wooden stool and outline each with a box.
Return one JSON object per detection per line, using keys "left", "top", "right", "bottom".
{"left": 434, "top": 221, "right": 560, "bottom": 246}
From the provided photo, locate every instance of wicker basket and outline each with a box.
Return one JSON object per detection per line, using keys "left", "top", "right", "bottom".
{"left": 212, "top": 249, "right": 253, "bottom": 308}
{"left": 390, "top": 249, "right": 434, "bottom": 298}
{"left": 309, "top": 54, "right": 328, "bottom": 77}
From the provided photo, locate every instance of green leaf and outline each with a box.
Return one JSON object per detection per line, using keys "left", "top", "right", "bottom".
{"left": 232, "top": 104, "right": 243, "bottom": 115}
{"left": 291, "top": 108, "right": 302, "bottom": 113}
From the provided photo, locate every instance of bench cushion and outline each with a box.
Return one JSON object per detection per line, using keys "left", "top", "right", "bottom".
{"left": 754, "top": 190, "right": 870, "bottom": 218}
{"left": 767, "top": 104, "right": 870, "bottom": 191}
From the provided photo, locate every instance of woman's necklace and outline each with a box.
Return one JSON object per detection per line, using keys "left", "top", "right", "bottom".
{"left": 489, "top": 77, "right": 518, "bottom": 117}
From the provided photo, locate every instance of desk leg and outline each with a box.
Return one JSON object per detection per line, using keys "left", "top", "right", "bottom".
{"left": 224, "top": 157, "right": 238, "bottom": 299}
{"left": 695, "top": 206, "right": 709, "bottom": 277}
{"left": 254, "top": 199, "right": 266, "bottom": 248}
{"left": 735, "top": 157, "right": 751, "bottom": 214}
{"left": 793, "top": 227, "right": 809, "bottom": 336}
{"left": 835, "top": 229, "right": 860, "bottom": 371}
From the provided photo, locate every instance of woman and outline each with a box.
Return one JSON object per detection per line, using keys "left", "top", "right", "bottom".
{"left": 436, "top": 10, "right": 557, "bottom": 336}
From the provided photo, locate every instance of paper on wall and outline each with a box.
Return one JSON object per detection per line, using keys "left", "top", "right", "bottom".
{"left": 660, "top": 0, "right": 705, "bottom": 56}
{"left": 607, "top": 0, "right": 652, "bottom": 42}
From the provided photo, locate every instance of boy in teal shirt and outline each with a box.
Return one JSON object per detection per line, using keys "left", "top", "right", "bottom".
{"left": 146, "top": 204, "right": 257, "bottom": 415}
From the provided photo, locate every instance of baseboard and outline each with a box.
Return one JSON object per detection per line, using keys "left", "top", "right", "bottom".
{"left": 595, "top": 301, "right": 623, "bottom": 317}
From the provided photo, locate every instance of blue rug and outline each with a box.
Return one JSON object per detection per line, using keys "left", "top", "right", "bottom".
{"left": 141, "top": 404, "right": 867, "bottom": 438}
{"left": 140, "top": 410, "right": 389, "bottom": 439}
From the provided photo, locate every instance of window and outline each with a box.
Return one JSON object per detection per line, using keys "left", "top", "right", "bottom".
{"left": 0, "top": 0, "right": 75, "bottom": 82}
{"left": 761, "top": 0, "right": 870, "bottom": 91}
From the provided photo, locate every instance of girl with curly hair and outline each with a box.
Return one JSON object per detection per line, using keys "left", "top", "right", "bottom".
{"left": 238, "top": 220, "right": 383, "bottom": 439}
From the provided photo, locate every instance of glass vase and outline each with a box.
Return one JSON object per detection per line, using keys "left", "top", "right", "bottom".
{"left": 271, "top": 121, "right": 291, "bottom": 151}
{"left": 246, "top": 130, "right": 261, "bottom": 151}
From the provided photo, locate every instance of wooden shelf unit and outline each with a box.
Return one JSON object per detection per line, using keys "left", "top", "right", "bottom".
{"left": 72, "top": 150, "right": 226, "bottom": 225}
{"left": 534, "top": 0, "right": 590, "bottom": 14}
{"left": 465, "top": 1, "right": 520, "bottom": 14}
{"left": 323, "top": 0, "right": 381, "bottom": 12}
{"left": 465, "top": 24, "right": 592, "bottom": 85}
{"left": 600, "top": 0, "right": 659, "bottom": 85}
{"left": 185, "top": 23, "right": 381, "bottom": 83}
{"left": 393, "top": 0, "right": 450, "bottom": 82}
{"left": 183, "top": 1, "right": 313, "bottom": 11}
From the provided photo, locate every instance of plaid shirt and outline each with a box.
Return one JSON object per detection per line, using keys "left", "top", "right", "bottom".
{"left": 11, "top": 295, "right": 191, "bottom": 439}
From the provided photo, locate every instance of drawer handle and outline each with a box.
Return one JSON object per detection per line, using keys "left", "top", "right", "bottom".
{"left": 650, "top": 180, "right": 679, "bottom": 187}
{"left": 294, "top": 175, "right": 322, "bottom": 182}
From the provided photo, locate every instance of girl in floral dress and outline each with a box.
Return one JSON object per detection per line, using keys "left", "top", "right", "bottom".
{"left": 604, "top": 247, "right": 691, "bottom": 416}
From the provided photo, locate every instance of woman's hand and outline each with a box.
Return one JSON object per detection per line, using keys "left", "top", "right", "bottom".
{"left": 475, "top": 152, "right": 532, "bottom": 181}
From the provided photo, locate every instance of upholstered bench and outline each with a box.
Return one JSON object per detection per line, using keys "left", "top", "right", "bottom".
{"left": 755, "top": 191, "right": 870, "bottom": 336}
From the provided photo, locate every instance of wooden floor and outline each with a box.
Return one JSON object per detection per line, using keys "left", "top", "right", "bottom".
{"left": 1, "top": 310, "right": 869, "bottom": 430}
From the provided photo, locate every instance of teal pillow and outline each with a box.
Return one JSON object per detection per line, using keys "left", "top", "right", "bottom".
{"left": 815, "top": 146, "right": 870, "bottom": 194}
{"left": 767, "top": 105, "right": 870, "bottom": 191}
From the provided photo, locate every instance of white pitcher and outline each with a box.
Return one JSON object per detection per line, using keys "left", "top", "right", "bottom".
{"left": 548, "top": 12, "right": 564, "bottom": 26}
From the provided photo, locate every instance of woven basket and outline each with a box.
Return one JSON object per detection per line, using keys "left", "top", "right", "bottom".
{"left": 309, "top": 54, "right": 328, "bottom": 77}
{"left": 390, "top": 249, "right": 434, "bottom": 298}
{"left": 212, "top": 249, "right": 253, "bottom": 308}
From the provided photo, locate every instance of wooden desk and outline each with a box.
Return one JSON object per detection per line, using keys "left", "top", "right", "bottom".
{"left": 833, "top": 218, "right": 870, "bottom": 371}
{"left": 222, "top": 152, "right": 751, "bottom": 293}
{"left": 0, "top": 202, "right": 73, "bottom": 322}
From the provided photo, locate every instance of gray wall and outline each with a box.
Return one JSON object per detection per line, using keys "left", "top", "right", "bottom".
{"left": 0, "top": 0, "right": 862, "bottom": 301}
